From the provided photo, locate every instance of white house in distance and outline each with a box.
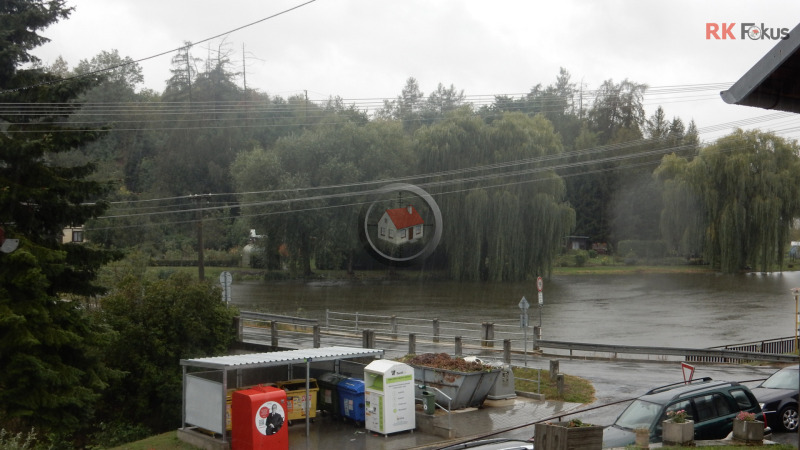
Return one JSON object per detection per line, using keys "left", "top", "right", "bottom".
{"left": 378, "top": 205, "right": 424, "bottom": 245}
{"left": 62, "top": 225, "right": 85, "bottom": 244}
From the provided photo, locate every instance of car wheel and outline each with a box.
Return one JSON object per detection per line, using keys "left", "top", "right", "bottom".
{"left": 780, "top": 405, "right": 799, "bottom": 432}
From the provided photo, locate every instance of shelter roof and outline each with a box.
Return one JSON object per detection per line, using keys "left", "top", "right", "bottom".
{"left": 180, "top": 346, "right": 384, "bottom": 370}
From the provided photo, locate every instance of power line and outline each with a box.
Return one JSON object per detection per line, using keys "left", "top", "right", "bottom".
{"left": 0, "top": 0, "right": 318, "bottom": 94}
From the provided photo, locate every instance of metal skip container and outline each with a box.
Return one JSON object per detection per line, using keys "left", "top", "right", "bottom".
{"left": 411, "top": 365, "right": 502, "bottom": 409}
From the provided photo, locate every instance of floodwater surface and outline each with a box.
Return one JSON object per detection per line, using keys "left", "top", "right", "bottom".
{"left": 230, "top": 271, "right": 800, "bottom": 348}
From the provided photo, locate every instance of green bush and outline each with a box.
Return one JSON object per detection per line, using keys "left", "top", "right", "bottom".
{"left": 617, "top": 240, "right": 667, "bottom": 259}
{"left": 89, "top": 422, "right": 152, "bottom": 449}
{"left": 0, "top": 429, "right": 37, "bottom": 450}
{"left": 574, "top": 251, "right": 588, "bottom": 267}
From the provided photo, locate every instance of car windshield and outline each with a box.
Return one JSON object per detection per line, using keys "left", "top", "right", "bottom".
{"left": 761, "top": 369, "right": 799, "bottom": 390}
{"left": 614, "top": 399, "right": 662, "bottom": 430}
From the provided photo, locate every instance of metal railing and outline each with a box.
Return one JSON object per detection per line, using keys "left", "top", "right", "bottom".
{"left": 239, "top": 310, "right": 799, "bottom": 364}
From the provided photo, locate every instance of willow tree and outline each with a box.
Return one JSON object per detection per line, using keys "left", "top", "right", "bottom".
{"left": 416, "top": 111, "right": 575, "bottom": 281}
{"left": 656, "top": 129, "right": 800, "bottom": 272}
{"left": 654, "top": 153, "right": 705, "bottom": 258}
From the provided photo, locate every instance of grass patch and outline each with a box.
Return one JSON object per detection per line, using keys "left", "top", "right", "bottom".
{"left": 108, "top": 431, "right": 196, "bottom": 449}
{"left": 657, "top": 447, "right": 793, "bottom": 450}
{"left": 512, "top": 367, "right": 595, "bottom": 404}
{"left": 552, "top": 265, "right": 715, "bottom": 275}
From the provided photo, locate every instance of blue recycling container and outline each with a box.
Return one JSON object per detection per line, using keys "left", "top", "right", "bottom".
{"left": 337, "top": 378, "right": 365, "bottom": 424}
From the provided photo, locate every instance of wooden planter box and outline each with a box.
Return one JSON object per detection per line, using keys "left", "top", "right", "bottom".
{"left": 534, "top": 422, "right": 603, "bottom": 450}
{"left": 662, "top": 420, "right": 694, "bottom": 446}
{"left": 732, "top": 419, "right": 764, "bottom": 444}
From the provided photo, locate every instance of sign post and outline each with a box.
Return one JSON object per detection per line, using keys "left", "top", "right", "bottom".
{"left": 537, "top": 276, "right": 544, "bottom": 329}
{"left": 519, "top": 296, "right": 530, "bottom": 366}
{"left": 220, "top": 271, "right": 233, "bottom": 305}
{"left": 794, "top": 288, "right": 800, "bottom": 355}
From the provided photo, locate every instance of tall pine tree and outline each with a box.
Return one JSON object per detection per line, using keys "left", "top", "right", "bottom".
{"left": 0, "top": 0, "right": 120, "bottom": 438}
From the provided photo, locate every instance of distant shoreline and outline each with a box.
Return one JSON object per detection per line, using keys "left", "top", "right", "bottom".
{"left": 147, "top": 263, "right": 800, "bottom": 283}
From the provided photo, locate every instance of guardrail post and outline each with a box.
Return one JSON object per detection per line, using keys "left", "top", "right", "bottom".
{"left": 271, "top": 321, "right": 278, "bottom": 348}
{"left": 550, "top": 360, "right": 559, "bottom": 382}
{"left": 325, "top": 309, "right": 329, "bottom": 330}
{"left": 234, "top": 316, "right": 243, "bottom": 342}
{"left": 362, "top": 329, "right": 375, "bottom": 348}
{"left": 482, "top": 322, "right": 494, "bottom": 347}
{"left": 455, "top": 336, "right": 462, "bottom": 356}
{"left": 391, "top": 315, "right": 398, "bottom": 339}
{"left": 503, "top": 339, "right": 511, "bottom": 364}
{"left": 313, "top": 325, "right": 320, "bottom": 348}
{"left": 409, "top": 333, "right": 416, "bottom": 355}
{"left": 433, "top": 318, "right": 440, "bottom": 343}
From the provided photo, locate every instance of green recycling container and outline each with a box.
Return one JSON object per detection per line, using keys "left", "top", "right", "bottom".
{"left": 422, "top": 391, "right": 436, "bottom": 415}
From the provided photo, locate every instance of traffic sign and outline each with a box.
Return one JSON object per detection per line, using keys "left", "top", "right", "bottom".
{"left": 518, "top": 296, "right": 530, "bottom": 311}
{"left": 537, "top": 276, "right": 543, "bottom": 292}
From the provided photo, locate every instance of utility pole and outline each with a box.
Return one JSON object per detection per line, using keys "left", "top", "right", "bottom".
{"left": 194, "top": 194, "right": 210, "bottom": 281}
{"left": 242, "top": 43, "right": 247, "bottom": 95}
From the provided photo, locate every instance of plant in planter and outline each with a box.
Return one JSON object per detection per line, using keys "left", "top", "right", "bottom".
{"left": 732, "top": 411, "right": 764, "bottom": 444}
{"left": 662, "top": 409, "right": 694, "bottom": 446}
{"left": 534, "top": 420, "right": 603, "bottom": 450}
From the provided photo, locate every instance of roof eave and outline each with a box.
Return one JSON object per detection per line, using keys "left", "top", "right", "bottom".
{"left": 720, "top": 22, "right": 800, "bottom": 113}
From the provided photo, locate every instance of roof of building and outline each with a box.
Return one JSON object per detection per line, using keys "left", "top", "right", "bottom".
{"left": 384, "top": 205, "right": 424, "bottom": 230}
{"left": 720, "top": 22, "right": 800, "bottom": 113}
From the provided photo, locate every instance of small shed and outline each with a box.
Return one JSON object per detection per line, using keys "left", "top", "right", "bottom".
{"left": 565, "top": 235, "right": 590, "bottom": 251}
{"left": 179, "top": 346, "right": 384, "bottom": 447}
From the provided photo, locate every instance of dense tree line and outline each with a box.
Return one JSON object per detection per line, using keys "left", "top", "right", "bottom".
{"left": 52, "top": 43, "right": 800, "bottom": 277}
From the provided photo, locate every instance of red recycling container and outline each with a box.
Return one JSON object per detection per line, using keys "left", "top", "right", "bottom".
{"left": 232, "top": 385, "right": 288, "bottom": 450}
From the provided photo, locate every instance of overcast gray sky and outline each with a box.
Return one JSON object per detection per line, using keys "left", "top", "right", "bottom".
{"left": 33, "top": 0, "right": 800, "bottom": 142}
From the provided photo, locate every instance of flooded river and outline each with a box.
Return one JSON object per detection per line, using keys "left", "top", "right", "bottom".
{"left": 230, "top": 271, "right": 800, "bottom": 348}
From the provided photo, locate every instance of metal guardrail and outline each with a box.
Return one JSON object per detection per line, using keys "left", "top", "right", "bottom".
{"left": 240, "top": 310, "right": 799, "bottom": 364}
{"left": 240, "top": 311, "right": 318, "bottom": 326}
{"left": 536, "top": 340, "right": 799, "bottom": 364}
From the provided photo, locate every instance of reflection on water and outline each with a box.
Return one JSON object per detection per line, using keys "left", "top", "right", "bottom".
{"left": 231, "top": 272, "right": 800, "bottom": 348}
